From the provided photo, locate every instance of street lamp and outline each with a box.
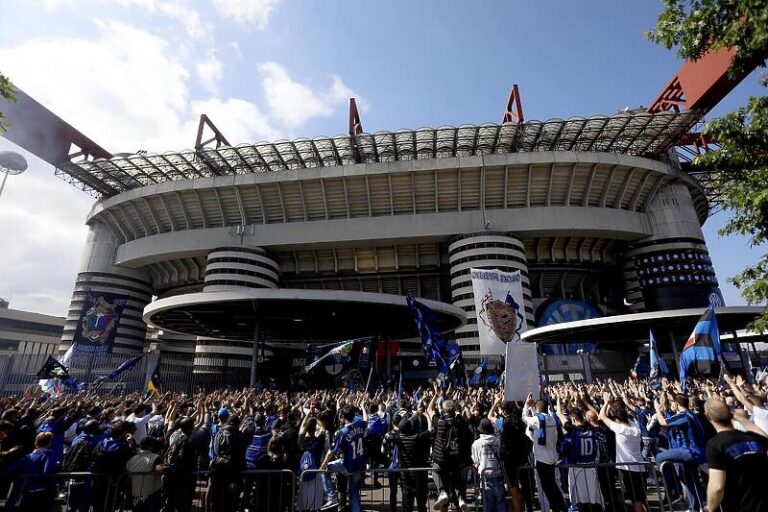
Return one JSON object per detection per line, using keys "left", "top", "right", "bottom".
{"left": 0, "top": 150, "right": 28, "bottom": 200}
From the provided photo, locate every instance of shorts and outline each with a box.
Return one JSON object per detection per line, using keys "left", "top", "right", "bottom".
{"left": 619, "top": 469, "right": 647, "bottom": 503}
{"left": 501, "top": 460, "right": 520, "bottom": 488}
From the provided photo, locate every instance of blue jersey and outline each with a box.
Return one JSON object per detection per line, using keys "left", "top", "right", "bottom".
{"left": 333, "top": 419, "right": 367, "bottom": 472}
{"left": 369, "top": 413, "right": 389, "bottom": 437}
{"left": 561, "top": 426, "right": 598, "bottom": 465}
{"left": 666, "top": 410, "right": 706, "bottom": 460}
{"left": 245, "top": 427, "right": 272, "bottom": 469}
{"left": 37, "top": 420, "right": 66, "bottom": 464}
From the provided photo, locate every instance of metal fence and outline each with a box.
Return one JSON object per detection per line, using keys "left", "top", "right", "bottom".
{"left": 0, "top": 461, "right": 685, "bottom": 512}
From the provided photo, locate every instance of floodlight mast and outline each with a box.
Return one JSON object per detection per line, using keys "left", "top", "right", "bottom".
{"left": 0, "top": 150, "right": 28, "bottom": 201}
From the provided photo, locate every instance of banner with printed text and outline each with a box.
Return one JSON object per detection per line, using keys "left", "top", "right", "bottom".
{"left": 72, "top": 292, "right": 129, "bottom": 354}
{"left": 471, "top": 268, "right": 528, "bottom": 355}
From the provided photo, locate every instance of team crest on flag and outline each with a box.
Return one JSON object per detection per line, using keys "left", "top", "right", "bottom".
{"left": 480, "top": 292, "right": 521, "bottom": 343}
{"left": 471, "top": 268, "right": 528, "bottom": 354}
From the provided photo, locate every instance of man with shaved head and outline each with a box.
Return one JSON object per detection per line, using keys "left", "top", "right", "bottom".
{"left": 704, "top": 397, "right": 768, "bottom": 512}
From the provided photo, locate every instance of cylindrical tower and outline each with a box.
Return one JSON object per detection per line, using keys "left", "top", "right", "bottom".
{"left": 623, "top": 183, "right": 722, "bottom": 311}
{"left": 203, "top": 246, "right": 280, "bottom": 291}
{"left": 194, "top": 246, "right": 279, "bottom": 382}
{"left": 448, "top": 233, "right": 533, "bottom": 363}
{"left": 61, "top": 222, "right": 152, "bottom": 355}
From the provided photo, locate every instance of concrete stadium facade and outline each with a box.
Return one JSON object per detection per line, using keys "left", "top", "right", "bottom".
{"left": 58, "top": 114, "right": 722, "bottom": 373}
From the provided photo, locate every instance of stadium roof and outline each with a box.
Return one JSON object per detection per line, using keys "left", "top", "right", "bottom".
{"left": 521, "top": 306, "right": 765, "bottom": 344}
{"left": 56, "top": 110, "right": 701, "bottom": 199}
{"left": 143, "top": 288, "right": 466, "bottom": 341}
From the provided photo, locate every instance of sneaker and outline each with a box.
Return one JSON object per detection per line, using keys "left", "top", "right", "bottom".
{"left": 434, "top": 491, "right": 450, "bottom": 510}
{"left": 458, "top": 497, "right": 469, "bottom": 512}
{"left": 321, "top": 498, "right": 339, "bottom": 510}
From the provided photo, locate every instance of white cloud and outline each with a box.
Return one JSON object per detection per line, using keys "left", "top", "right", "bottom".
{"left": 0, "top": 20, "right": 191, "bottom": 152}
{"left": 197, "top": 53, "right": 224, "bottom": 95}
{"left": 259, "top": 62, "right": 364, "bottom": 127}
{"left": 0, "top": 141, "right": 92, "bottom": 316}
{"left": 211, "top": 0, "right": 282, "bottom": 29}
{"left": 126, "top": 0, "right": 210, "bottom": 40}
{"left": 0, "top": 18, "right": 362, "bottom": 316}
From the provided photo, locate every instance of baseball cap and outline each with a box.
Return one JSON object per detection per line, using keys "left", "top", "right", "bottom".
{"left": 217, "top": 407, "right": 231, "bottom": 419}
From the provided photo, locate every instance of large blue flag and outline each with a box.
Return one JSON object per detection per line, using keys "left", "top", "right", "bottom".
{"left": 108, "top": 354, "right": 144, "bottom": 380}
{"left": 406, "top": 292, "right": 459, "bottom": 374}
{"left": 648, "top": 330, "right": 668, "bottom": 389}
{"left": 679, "top": 305, "right": 721, "bottom": 387}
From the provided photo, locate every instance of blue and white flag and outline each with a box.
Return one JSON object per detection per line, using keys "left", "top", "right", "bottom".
{"left": 305, "top": 338, "right": 366, "bottom": 373}
{"left": 406, "top": 293, "right": 459, "bottom": 374}
{"left": 108, "top": 353, "right": 144, "bottom": 381}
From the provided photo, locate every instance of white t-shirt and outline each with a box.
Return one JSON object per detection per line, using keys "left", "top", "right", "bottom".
{"left": 522, "top": 407, "right": 559, "bottom": 465}
{"left": 608, "top": 422, "right": 644, "bottom": 471}
{"left": 751, "top": 406, "right": 768, "bottom": 434}
{"left": 127, "top": 413, "right": 152, "bottom": 444}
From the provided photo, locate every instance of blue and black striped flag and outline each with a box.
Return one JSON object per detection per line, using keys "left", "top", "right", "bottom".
{"left": 406, "top": 292, "right": 460, "bottom": 375}
{"left": 679, "top": 305, "right": 721, "bottom": 388}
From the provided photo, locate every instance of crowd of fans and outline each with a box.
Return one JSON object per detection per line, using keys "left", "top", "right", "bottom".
{"left": 0, "top": 373, "right": 767, "bottom": 512}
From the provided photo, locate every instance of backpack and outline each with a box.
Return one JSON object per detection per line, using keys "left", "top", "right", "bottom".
{"left": 245, "top": 431, "right": 272, "bottom": 469}
{"left": 211, "top": 427, "right": 234, "bottom": 470}
{"left": 500, "top": 417, "right": 531, "bottom": 467}
{"left": 443, "top": 419, "right": 463, "bottom": 460}
{"left": 62, "top": 438, "right": 94, "bottom": 472}
{"left": 164, "top": 431, "right": 189, "bottom": 469}
{"left": 298, "top": 450, "right": 318, "bottom": 481}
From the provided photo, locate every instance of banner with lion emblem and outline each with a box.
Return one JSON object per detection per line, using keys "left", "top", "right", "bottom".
{"left": 471, "top": 268, "right": 528, "bottom": 355}
{"left": 72, "top": 292, "right": 128, "bottom": 353}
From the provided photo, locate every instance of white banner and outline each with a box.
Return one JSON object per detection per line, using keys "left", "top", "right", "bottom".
{"left": 471, "top": 268, "right": 528, "bottom": 355}
{"left": 504, "top": 342, "right": 539, "bottom": 402}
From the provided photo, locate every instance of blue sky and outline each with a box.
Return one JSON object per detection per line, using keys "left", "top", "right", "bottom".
{"left": 0, "top": 0, "right": 765, "bottom": 315}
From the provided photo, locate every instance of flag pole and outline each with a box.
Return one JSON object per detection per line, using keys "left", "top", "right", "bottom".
{"left": 668, "top": 327, "right": 680, "bottom": 379}
{"left": 364, "top": 365, "right": 374, "bottom": 395}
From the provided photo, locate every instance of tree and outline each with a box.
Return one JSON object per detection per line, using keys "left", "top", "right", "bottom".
{"left": 647, "top": 1, "right": 768, "bottom": 332}
{"left": 0, "top": 71, "right": 16, "bottom": 134}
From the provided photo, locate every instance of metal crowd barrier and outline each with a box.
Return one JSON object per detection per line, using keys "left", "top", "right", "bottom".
{"left": 496, "top": 461, "right": 670, "bottom": 512}
{"left": 0, "top": 461, "right": 680, "bottom": 512}
{"left": 658, "top": 459, "right": 709, "bottom": 512}
{"left": 0, "top": 471, "right": 116, "bottom": 511}
{"left": 300, "top": 466, "right": 478, "bottom": 512}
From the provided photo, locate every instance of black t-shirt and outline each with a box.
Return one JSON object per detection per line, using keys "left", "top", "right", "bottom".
{"left": 706, "top": 430, "right": 768, "bottom": 512}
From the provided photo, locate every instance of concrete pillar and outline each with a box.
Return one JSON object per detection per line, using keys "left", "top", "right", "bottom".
{"left": 448, "top": 233, "right": 532, "bottom": 364}
{"left": 622, "top": 183, "right": 723, "bottom": 312}
{"left": 61, "top": 221, "right": 152, "bottom": 355}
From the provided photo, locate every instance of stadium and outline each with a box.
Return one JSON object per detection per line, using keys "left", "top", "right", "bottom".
{"left": 2, "top": 49, "right": 759, "bottom": 388}
{"left": 59, "top": 107, "right": 722, "bottom": 379}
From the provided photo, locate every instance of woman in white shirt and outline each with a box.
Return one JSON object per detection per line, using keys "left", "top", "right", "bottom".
{"left": 599, "top": 393, "right": 649, "bottom": 512}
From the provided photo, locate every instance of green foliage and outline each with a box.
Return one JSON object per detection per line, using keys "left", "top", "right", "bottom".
{"left": 698, "top": 81, "right": 768, "bottom": 331}
{"left": 0, "top": 71, "right": 17, "bottom": 133}
{"left": 646, "top": 0, "right": 768, "bottom": 75}
{"left": 649, "top": 1, "right": 768, "bottom": 332}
